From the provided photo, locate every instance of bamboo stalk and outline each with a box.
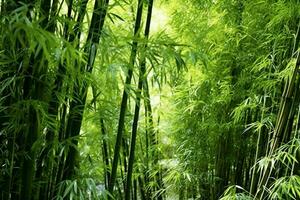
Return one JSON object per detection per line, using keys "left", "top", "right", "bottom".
{"left": 62, "top": 0, "right": 110, "bottom": 180}
{"left": 108, "top": 0, "right": 144, "bottom": 195}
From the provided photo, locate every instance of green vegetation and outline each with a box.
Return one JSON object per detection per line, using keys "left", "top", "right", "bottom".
{"left": 0, "top": 0, "right": 300, "bottom": 199}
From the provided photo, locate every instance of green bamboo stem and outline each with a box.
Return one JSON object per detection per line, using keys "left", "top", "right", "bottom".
{"left": 108, "top": 0, "right": 144, "bottom": 195}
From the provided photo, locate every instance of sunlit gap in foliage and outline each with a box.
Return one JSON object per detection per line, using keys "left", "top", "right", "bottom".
{"left": 151, "top": 4, "right": 169, "bottom": 34}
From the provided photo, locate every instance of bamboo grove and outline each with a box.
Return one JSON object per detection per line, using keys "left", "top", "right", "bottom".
{"left": 1, "top": 0, "right": 300, "bottom": 200}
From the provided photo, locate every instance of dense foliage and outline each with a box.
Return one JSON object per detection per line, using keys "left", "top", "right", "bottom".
{"left": 0, "top": 0, "right": 300, "bottom": 200}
